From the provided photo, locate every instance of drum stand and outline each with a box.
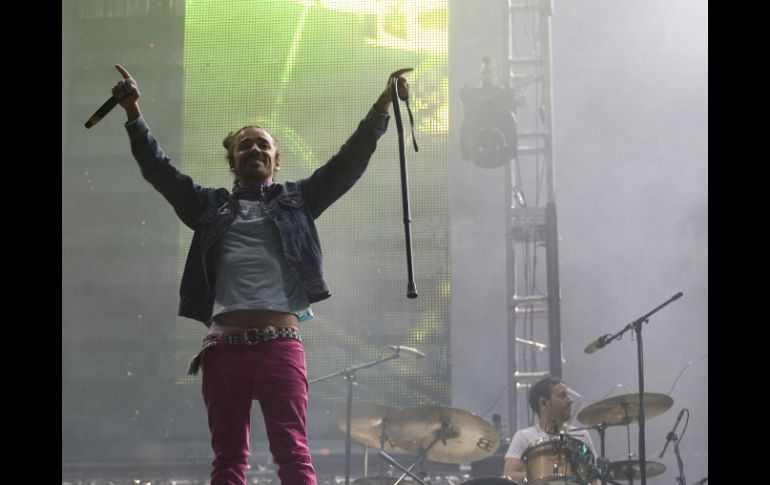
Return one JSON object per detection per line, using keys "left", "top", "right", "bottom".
{"left": 370, "top": 417, "right": 396, "bottom": 485}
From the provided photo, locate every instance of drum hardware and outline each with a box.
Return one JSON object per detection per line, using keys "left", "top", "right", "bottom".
{"left": 377, "top": 449, "right": 430, "bottom": 485}
{"left": 336, "top": 403, "right": 406, "bottom": 485}
{"left": 606, "top": 460, "right": 666, "bottom": 481}
{"left": 387, "top": 405, "right": 501, "bottom": 464}
{"left": 336, "top": 403, "right": 403, "bottom": 452}
{"left": 577, "top": 392, "right": 674, "bottom": 485}
{"left": 373, "top": 405, "right": 500, "bottom": 485}
{"left": 334, "top": 402, "right": 499, "bottom": 484}
{"left": 520, "top": 434, "right": 594, "bottom": 485}
{"left": 311, "top": 345, "right": 424, "bottom": 485}
{"left": 576, "top": 393, "right": 673, "bottom": 428}
{"left": 581, "top": 291, "right": 683, "bottom": 485}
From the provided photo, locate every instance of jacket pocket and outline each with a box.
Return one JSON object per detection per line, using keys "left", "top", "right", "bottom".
{"left": 276, "top": 193, "right": 304, "bottom": 209}
{"left": 277, "top": 194, "right": 307, "bottom": 230}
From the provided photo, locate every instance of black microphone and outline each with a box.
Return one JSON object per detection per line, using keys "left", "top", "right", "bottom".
{"left": 85, "top": 95, "right": 126, "bottom": 129}
{"left": 85, "top": 76, "right": 134, "bottom": 129}
{"left": 658, "top": 408, "right": 685, "bottom": 458}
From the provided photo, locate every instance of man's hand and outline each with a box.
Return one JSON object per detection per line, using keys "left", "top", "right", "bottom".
{"left": 374, "top": 67, "right": 413, "bottom": 113}
{"left": 112, "top": 64, "right": 142, "bottom": 121}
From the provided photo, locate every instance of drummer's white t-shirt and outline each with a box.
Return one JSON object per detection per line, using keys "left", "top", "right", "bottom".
{"left": 504, "top": 422, "right": 598, "bottom": 461}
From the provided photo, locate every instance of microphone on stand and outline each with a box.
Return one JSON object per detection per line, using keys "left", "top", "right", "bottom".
{"left": 658, "top": 408, "right": 686, "bottom": 459}
{"left": 584, "top": 334, "right": 612, "bottom": 354}
{"left": 387, "top": 345, "right": 426, "bottom": 359}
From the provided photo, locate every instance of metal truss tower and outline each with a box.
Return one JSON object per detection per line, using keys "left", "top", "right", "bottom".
{"left": 502, "top": 0, "right": 562, "bottom": 434}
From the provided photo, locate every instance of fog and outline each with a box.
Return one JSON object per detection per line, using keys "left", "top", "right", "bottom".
{"left": 64, "top": 0, "right": 706, "bottom": 483}
{"left": 449, "top": 1, "right": 706, "bottom": 484}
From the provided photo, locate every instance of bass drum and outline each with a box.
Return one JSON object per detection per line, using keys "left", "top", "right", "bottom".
{"left": 461, "top": 478, "right": 520, "bottom": 485}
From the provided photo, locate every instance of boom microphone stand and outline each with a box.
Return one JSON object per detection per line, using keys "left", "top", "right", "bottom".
{"left": 309, "top": 351, "right": 399, "bottom": 485}
{"left": 583, "top": 292, "right": 683, "bottom": 485}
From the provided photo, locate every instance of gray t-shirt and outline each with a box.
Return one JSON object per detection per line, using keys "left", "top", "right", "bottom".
{"left": 211, "top": 198, "right": 312, "bottom": 321}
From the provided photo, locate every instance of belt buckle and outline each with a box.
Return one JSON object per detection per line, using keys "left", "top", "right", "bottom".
{"left": 246, "top": 328, "right": 260, "bottom": 344}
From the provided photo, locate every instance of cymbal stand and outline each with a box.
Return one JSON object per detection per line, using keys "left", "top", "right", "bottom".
{"left": 596, "top": 422, "right": 608, "bottom": 485}
{"left": 377, "top": 418, "right": 393, "bottom": 485}
{"left": 309, "top": 353, "right": 400, "bottom": 485}
{"left": 381, "top": 420, "right": 453, "bottom": 485}
{"left": 378, "top": 450, "right": 430, "bottom": 485}
{"left": 622, "top": 404, "right": 634, "bottom": 485}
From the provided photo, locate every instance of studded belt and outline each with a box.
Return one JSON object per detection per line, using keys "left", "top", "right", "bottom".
{"left": 187, "top": 326, "right": 302, "bottom": 375}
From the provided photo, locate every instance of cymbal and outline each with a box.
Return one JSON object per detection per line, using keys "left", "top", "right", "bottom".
{"left": 336, "top": 403, "right": 401, "bottom": 450}
{"left": 387, "top": 405, "right": 501, "bottom": 464}
{"left": 608, "top": 460, "right": 667, "bottom": 480}
{"left": 577, "top": 393, "right": 673, "bottom": 426}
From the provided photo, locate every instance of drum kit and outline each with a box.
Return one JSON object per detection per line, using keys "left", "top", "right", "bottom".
{"left": 339, "top": 391, "right": 675, "bottom": 485}
{"left": 571, "top": 392, "right": 672, "bottom": 484}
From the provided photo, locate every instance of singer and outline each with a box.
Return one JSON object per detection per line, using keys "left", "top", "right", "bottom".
{"left": 502, "top": 377, "right": 601, "bottom": 485}
{"left": 110, "top": 64, "right": 412, "bottom": 485}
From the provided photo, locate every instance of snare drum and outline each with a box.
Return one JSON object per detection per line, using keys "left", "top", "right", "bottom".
{"left": 521, "top": 435, "right": 593, "bottom": 485}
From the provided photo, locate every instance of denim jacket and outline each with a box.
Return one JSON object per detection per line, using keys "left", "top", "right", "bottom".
{"left": 125, "top": 108, "right": 390, "bottom": 326}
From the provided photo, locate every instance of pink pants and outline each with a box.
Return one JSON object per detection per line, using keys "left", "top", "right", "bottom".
{"left": 201, "top": 337, "right": 317, "bottom": 485}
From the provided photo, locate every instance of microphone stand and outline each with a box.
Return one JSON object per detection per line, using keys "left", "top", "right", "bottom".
{"left": 390, "top": 78, "right": 418, "bottom": 299}
{"left": 588, "top": 292, "right": 683, "bottom": 485}
{"left": 672, "top": 431, "right": 687, "bottom": 485}
{"left": 309, "top": 352, "right": 401, "bottom": 485}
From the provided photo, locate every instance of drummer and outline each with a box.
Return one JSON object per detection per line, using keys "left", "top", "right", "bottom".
{"left": 502, "top": 377, "right": 599, "bottom": 484}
